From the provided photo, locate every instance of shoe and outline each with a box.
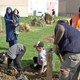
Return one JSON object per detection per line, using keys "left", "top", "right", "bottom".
{"left": 15, "top": 31, "right": 19, "bottom": 34}
{"left": 30, "top": 64, "right": 37, "bottom": 69}
{"left": 16, "top": 74, "right": 24, "bottom": 80}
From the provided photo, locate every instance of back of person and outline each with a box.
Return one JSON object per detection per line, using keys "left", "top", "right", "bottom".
{"left": 7, "top": 44, "right": 25, "bottom": 59}
{"left": 56, "top": 22, "right": 80, "bottom": 56}
{"left": 38, "top": 49, "right": 47, "bottom": 65}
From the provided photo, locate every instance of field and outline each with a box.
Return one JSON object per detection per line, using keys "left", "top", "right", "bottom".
{"left": 0, "top": 16, "right": 62, "bottom": 80}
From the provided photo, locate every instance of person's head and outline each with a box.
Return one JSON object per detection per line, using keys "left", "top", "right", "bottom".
{"left": 34, "top": 41, "right": 44, "bottom": 52}
{"left": 6, "top": 7, "right": 12, "bottom": 14}
{"left": 57, "top": 20, "right": 68, "bottom": 25}
{"left": 13, "top": 8, "right": 19, "bottom": 15}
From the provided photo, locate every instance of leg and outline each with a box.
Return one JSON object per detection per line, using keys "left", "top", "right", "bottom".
{"left": 14, "top": 52, "right": 24, "bottom": 73}
{"left": 30, "top": 57, "right": 42, "bottom": 70}
{"left": 59, "top": 53, "right": 80, "bottom": 80}
{"left": 9, "top": 40, "right": 17, "bottom": 47}
{"left": 33, "top": 57, "right": 38, "bottom": 63}
{"left": 7, "top": 57, "right": 13, "bottom": 69}
{"left": 72, "top": 65, "right": 80, "bottom": 80}
{"left": 33, "top": 57, "right": 42, "bottom": 69}
{"left": 9, "top": 41, "right": 14, "bottom": 47}
{"left": 14, "top": 40, "right": 17, "bottom": 44}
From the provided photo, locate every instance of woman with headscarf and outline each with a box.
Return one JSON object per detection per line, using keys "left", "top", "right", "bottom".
{"left": 4, "top": 7, "right": 18, "bottom": 47}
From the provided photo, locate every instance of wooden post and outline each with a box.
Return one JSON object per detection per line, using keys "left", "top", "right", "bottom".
{"left": 47, "top": 53, "right": 53, "bottom": 80}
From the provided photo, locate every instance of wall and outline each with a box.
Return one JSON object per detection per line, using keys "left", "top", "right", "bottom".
{"left": 0, "top": 0, "right": 28, "bottom": 17}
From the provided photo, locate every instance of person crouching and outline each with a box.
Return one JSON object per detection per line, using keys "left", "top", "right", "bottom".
{"left": 30, "top": 41, "right": 47, "bottom": 73}
{"left": 6, "top": 44, "right": 26, "bottom": 75}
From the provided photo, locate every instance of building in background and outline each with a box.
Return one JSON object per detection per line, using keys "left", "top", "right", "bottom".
{"left": 28, "top": 0, "right": 59, "bottom": 16}
{"left": 59, "top": 0, "right": 80, "bottom": 16}
{"left": 28, "top": 0, "right": 47, "bottom": 16}
{"left": 0, "top": 0, "right": 28, "bottom": 17}
{"left": 0, "top": 0, "right": 58, "bottom": 17}
{"left": 0, "top": 0, "right": 80, "bottom": 17}
{"left": 47, "top": 0, "right": 58, "bottom": 16}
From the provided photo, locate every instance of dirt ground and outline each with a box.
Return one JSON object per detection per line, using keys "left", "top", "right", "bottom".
{"left": 0, "top": 64, "right": 59, "bottom": 80}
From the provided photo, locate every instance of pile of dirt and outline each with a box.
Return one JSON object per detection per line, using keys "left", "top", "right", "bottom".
{"left": 0, "top": 52, "right": 59, "bottom": 80}
{"left": 0, "top": 65, "right": 59, "bottom": 80}
{"left": 19, "top": 23, "right": 31, "bottom": 32}
{"left": 30, "top": 18, "right": 46, "bottom": 27}
{"left": 44, "top": 13, "right": 53, "bottom": 24}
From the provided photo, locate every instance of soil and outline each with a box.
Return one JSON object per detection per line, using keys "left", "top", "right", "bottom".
{"left": 0, "top": 64, "right": 59, "bottom": 80}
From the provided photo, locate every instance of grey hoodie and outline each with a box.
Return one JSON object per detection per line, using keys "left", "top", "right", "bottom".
{"left": 7, "top": 44, "right": 25, "bottom": 59}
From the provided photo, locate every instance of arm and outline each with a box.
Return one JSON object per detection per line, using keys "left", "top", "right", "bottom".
{"left": 40, "top": 51, "right": 47, "bottom": 73}
{"left": 40, "top": 60, "right": 47, "bottom": 73}
{"left": 54, "top": 24, "right": 65, "bottom": 45}
{"left": 4, "top": 14, "right": 13, "bottom": 23}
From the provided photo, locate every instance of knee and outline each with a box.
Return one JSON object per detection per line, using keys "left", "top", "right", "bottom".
{"left": 59, "top": 69, "right": 70, "bottom": 80}
{"left": 60, "top": 69, "right": 69, "bottom": 76}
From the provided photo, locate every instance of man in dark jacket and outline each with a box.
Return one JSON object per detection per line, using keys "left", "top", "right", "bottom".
{"left": 54, "top": 20, "right": 80, "bottom": 80}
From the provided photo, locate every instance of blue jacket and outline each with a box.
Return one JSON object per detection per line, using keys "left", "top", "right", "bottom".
{"left": 4, "top": 9, "right": 18, "bottom": 42}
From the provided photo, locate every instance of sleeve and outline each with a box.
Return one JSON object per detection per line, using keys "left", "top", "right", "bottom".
{"left": 4, "top": 14, "right": 13, "bottom": 24}
{"left": 54, "top": 24, "right": 65, "bottom": 45}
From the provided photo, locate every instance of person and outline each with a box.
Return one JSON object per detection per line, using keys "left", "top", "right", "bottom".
{"left": 52, "top": 9, "right": 55, "bottom": 22}
{"left": 6, "top": 44, "right": 26, "bottom": 77}
{"left": 54, "top": 20, "right": 80, "bottom": 80}
{"left": 72, "top": 65, "right": 80, "bottom": 80}
{"left": 12, "top": 8, "right": 20, "bottom": 35}
{"left": 52, "top": 9, "right": 55, "bottom": 16}
{"left": 70, "top": 7, "right": 80, "bottom": 30}
{"left": 30, "top": 41, "right": 47, "bottom": 73}
{"left": 4, "top": 7, "right": 18, "bottom": 47}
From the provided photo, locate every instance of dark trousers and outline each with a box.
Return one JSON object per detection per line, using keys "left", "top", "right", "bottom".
{"left": 9, "top": 40, "right": 17, "bottom": 47}
{"left": 33, "top": 57, "right": 42, "bottom": 69}
{"left": 8, "top": 51, "right": 25, "bottom": 72}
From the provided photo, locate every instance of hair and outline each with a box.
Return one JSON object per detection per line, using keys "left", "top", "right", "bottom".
{"left": 6, "top": 7, "right": 12, "bottom": 14}
{"left": 13, "top": 8, "right": 19, "bottom": 14}
{"left": 57, "top": 20, "right": 69, "bottom": 24}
